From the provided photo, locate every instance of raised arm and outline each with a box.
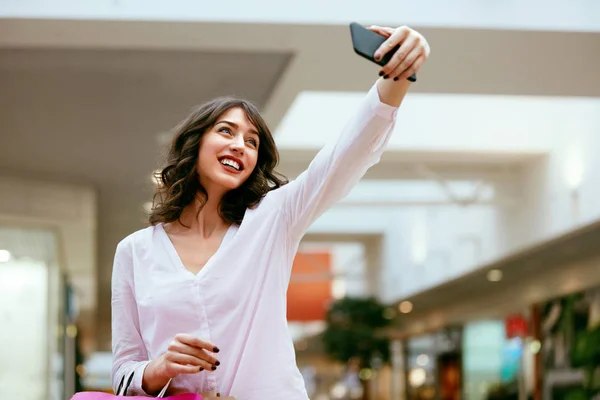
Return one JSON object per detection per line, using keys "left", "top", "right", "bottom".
{"left": 275, "top": 26, "right": 430, "bottom": 239}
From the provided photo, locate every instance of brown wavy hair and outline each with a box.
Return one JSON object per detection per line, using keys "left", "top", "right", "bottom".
{"left": 148, "top": 97, "right": 288, "bottom": 226}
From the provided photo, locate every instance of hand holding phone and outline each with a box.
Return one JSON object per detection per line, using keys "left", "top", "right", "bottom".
{"left": 350, "top": 22, "right": 429, "bottom": 83}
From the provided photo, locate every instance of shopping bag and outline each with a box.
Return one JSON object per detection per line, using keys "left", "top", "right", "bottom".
{"left": 70, "top": 372, "right": 235, "bottom": 400}
{"left": 71, "top": 392, "right": 235, "bottom": 400}
{"left": 71, "top": 394, "right": 203, "bottom": 400}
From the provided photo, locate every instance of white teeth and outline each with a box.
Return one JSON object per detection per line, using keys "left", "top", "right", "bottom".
{"left": 220, "top": 158, "right": 240, "bottom": 171}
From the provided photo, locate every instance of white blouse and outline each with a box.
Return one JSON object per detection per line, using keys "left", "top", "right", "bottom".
{"left": 111, "top": 82, "right": 398, "bottom": 399}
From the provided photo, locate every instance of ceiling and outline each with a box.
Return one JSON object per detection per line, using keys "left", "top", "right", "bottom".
{"left": 392, "top": 218, "right": 600, "bottom": 337}
{"left": 0, "top": 47, "right": 291, "bottom": 347}
{"left": 0, "top": 18, "right": 599, "bottom": 350}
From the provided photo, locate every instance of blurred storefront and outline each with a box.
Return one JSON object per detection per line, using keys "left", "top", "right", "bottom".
{"left": 0, "top": 224, "right": 78, "bottom": 400}
{"left": 538, "top": 285, "right": 600, "bottom": 399}
{"left": 405, "top": 327, "right": 463, "bottom": 400}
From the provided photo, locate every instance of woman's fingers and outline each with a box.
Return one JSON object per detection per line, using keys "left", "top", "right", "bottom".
{"left": 390, "top": 45, "right": 421, "bottom": 80}
{"left": 175, "top": 333, "right": 220, "bottom": 353}
{"left": 370, "top": 25, "right": 430, "bottom": 80}
{"left": 168, "top": 339, "right": 220, "bottom": 367}
{"left": 374, "top": 26, "right": 410, "bottom": 65}
{"left": 165, "top": 352, "right": 214, "bottom": 372}
{"left": 397, "top": 54, "right": 426, "bottom": 82}
{"left": 379, "top": 33, "right": 418, "bottom": 78}
{"left": 367, "top": 25, "right": 394, "bottom": 38}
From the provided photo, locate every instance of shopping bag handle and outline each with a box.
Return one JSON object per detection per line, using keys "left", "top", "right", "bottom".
{"left": 116, "top": 370, "right": 171, "bottom": 398}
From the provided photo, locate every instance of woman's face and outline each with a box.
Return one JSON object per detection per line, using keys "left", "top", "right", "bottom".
{"left": 196, "top": 107, "right": 260, "bottom": 195}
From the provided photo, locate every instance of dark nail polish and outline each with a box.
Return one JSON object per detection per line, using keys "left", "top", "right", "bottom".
{"left": 213, "top": 347, "right": 220, "bottom": 353}
{"left": 215, "top": 360, "right": 221, "bottom": 366}
{"left": 378, "top": 71, "right": 384, "bottom": 77}
{"left": 394, "top": 77, "right": 399, "bottom": 81}
{"left": 200, "top": 367, "right": 204, "bottom": 371}
{"left": 384, "top": 75, "right": 389, "bottom": 79}
{"left": 211, "top": 365, "right": 217, "bottom": 371}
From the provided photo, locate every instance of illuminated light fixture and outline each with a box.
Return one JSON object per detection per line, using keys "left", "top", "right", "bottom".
{"left": 151, "top": 169, "right": 162, "bottom": 187}
{"left": 0, "top": 249, "right": 11, "bottom": 263}
{"left": 487, "top": 269, "right": 503, "bottom": 282}
{"left": 563, "top": 144, "right": 585, "bottom": 190}
{"left": 359, "top": 368, "right": 373, "bottom": 380}
{"left": 143, "top": 201, "right": 154, "bottom": 214}
{"left": 408, "top": 368, "right": 427, "bottom": 387}
{"left": 76, "top": 364, "right": 87, "bottom": 377}
{"left": 529, "top": 340, "right": 541, "bottom": 354}
{"left": 411, "top": 211, "right": 428, "bottom": 266}
{"left": 331, "top": 279, "right": 346, "bottom": 300}
{"left": 330, "top": 383, "right": 347, "bottom": 399}
{"left": 416, "top": 354, "right": 429, "bottom": 367}
{"left": 398, "top": 301, "right": 413, "bottom": 314}
{"left": 66, "top": 324, "right": 78, "bottom": 338}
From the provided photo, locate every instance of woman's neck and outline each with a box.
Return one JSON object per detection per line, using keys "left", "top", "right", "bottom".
{"left": 176, "top": 193, "right": 229, "bottom": 237}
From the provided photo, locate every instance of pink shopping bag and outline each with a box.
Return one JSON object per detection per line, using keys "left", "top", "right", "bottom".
{"left": 71, "top": 391, "right": 236, "bottom": 400}
{"left": 71, "top": 394, "right": 203, "bottom": 400}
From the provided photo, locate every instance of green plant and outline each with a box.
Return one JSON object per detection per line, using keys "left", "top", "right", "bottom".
{"left": 571, "top": 324, "right": 600, "bottom": 395}
{"left": 322, "top": 297, "right": 393, "bottom": 368}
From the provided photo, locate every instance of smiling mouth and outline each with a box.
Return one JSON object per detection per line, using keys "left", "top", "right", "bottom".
{"left": 219, "top": 157, "right": 243, "bottom": 172}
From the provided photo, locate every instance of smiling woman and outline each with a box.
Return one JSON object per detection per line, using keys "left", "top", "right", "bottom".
{"left": 110, "top": 24, "right": 430, "bottom": 400}
{"left": 149, "top": 97, "right": 287, "bottom": 227}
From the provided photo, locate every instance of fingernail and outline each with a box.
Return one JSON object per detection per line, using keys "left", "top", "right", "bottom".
{"left": 215, "top": 360, "right": 221, "bottom": 366}
{"left": 378, "top": 71, "right": 384, "bottom": 77}
{"left": 383, "top": 75, "right": 389, "bottom": 79}
{"left": 374, "top": 52, "right": 381, "bottom": 61}
{"left": 211, "top": 365, "right": 217, "bottom": 371}
{"left": 213, "top": 347, "right": 220, "bottom": 353}
{"left": 200, "top": 367, "right": 204, "bottom": 371}
{"left": 393, "top": 77, "right": 399, "bottom": 81}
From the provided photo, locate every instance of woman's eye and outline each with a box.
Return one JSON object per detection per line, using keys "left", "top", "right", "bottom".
{"left": 219, "top": 127, "right": 232, "bottom": 135}
{"left": 246, "top": 138, "right": 258, "bottom": 147}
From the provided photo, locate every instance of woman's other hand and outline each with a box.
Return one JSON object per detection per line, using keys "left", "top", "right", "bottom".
{"left": 143, "top": 334, "right": 220, "bottom": 395}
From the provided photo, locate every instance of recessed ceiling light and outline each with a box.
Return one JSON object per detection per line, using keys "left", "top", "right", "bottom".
{"left": 487, "top": 269, "right": 503, "bottom": 282}
{"left": 0, "top": 249, "right": 12, "bottom": 263}
{"left": 398, "top": 301, "right": 413, "bottom": 314}
{"left": 416, "top": 354, "right": 429, "bottom": 367}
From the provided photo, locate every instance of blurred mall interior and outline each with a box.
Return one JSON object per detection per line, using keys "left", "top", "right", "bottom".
{"left": 1, "top": 2, "right": 600, "bottom": 400}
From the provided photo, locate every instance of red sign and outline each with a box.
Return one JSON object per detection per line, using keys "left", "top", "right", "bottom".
{"left": 286, "top": 252, "right": 332, "bottom": 322}
{"left": 505, "top": 314, "right": 528, "bottom": 339}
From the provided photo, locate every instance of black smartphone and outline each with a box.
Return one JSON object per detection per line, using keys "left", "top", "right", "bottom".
{"left": 350, "top": 22, "right": 417, "bottom": 82}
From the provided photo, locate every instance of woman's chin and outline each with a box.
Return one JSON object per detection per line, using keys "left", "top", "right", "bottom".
{"left": 216, "top": 175, "right": 246, "bottom": 191}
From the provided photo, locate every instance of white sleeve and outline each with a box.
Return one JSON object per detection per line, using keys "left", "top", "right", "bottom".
{"left": 275, "top": 83, "right": 398, "bottom": 240}
{"left": 110, "top": 240, "right": 151, "bottom": 396}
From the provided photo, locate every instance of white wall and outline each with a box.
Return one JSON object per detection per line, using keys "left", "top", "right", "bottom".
{"left": 309, "top": 201, "right": 499, "bottom": 302}
{"left": 277, "top": 91, "right": 596, "bottom": 153}
{"left": 495, "top": 99, "right": 600, "bottom": 253}
{"left": 2, "top": 0, "right": 599, "bottom": 32}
